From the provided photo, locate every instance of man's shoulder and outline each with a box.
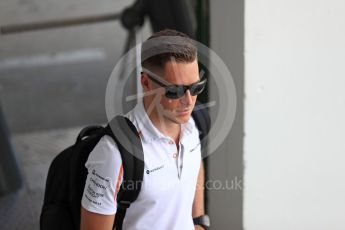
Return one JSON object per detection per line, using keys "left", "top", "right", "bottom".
{"left": 87, "top": 135, "right": 121, "bottom": 163}
{"left": 98, "top": 135, "right": 117, "bottom": 147}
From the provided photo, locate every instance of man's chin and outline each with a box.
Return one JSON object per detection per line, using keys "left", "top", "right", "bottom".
{"left": 163, "top": 113, "right": 190, "bottom": 125}
{"left": 174, "top": 113, "right": 192, "bottom": 124}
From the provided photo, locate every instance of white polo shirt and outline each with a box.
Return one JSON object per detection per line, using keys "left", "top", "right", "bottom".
{"left": 81, "top": 100, "right": 202, "bottom": 230}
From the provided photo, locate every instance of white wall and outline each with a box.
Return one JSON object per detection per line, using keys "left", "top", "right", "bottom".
{"left": 244, "top": 0, "right": 345, "bottom": 229}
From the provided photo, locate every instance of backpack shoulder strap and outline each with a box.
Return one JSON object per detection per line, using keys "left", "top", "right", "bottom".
{"left": 192, "top": 101, "right": 211, "bottom": 158}
{"left": 105, "top": 115, "right": 144, "bottom": 230}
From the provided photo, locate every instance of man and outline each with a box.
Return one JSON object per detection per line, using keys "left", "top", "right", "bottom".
{"left": 80, "top": 29, "right": 209, "bottom": 230}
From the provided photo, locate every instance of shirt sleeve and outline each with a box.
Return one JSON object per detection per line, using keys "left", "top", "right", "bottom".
{"left": 81, "top": 135, "right": 123, "bottom": 215}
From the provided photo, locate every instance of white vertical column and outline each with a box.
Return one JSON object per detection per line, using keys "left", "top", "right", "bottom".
{"left": 244, "top": 0, "right": 345, "bottom": 229}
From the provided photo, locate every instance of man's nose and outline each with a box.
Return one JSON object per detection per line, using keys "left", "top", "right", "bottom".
{"left": 180, "top": 89, "right": 193, "bottom": 105}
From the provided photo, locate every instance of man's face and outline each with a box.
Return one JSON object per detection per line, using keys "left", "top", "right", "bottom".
{"left": 143, "top": 59, "right": 200, "bottom": 125}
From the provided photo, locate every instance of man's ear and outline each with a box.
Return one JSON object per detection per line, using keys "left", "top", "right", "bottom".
{"left": 141, "top": 72, "right": 150, "bottom": 91}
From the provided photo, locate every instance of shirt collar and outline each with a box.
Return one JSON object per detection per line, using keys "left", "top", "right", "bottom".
{"left": 131, "top": 99, "right": 166, "bottom": 143}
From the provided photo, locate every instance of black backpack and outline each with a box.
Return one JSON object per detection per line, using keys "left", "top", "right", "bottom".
{"left": 40, "top": 107, "right": 210, "bottom": 230}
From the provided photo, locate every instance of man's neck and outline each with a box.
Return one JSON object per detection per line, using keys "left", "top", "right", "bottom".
{"left": 143, "top": 98, "right": 181, "bottom": 143}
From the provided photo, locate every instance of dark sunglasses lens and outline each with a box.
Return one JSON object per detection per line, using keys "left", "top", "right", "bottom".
{"left": 165, "top": 86, "right": 184, "bottom": 99}
{"left": 190, "top": 81, "right": 206, "bottom": 96}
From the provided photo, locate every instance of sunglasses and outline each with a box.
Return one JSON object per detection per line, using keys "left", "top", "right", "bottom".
{"left": 144, "top": 72, "right": 207, "bottom": 99}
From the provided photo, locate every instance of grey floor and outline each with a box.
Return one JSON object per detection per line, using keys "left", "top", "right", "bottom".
{"left": 0, "top": 126, "right": 83, "bottom": 230}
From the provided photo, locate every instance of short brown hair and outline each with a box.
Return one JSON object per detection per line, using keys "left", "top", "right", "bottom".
{"left": 141, "top": 29, "right": 197, "bottom": 71}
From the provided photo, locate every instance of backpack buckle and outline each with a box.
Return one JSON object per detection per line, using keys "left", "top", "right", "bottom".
{"left": 118, "top": 200, "right": 131, "bottom": 209}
